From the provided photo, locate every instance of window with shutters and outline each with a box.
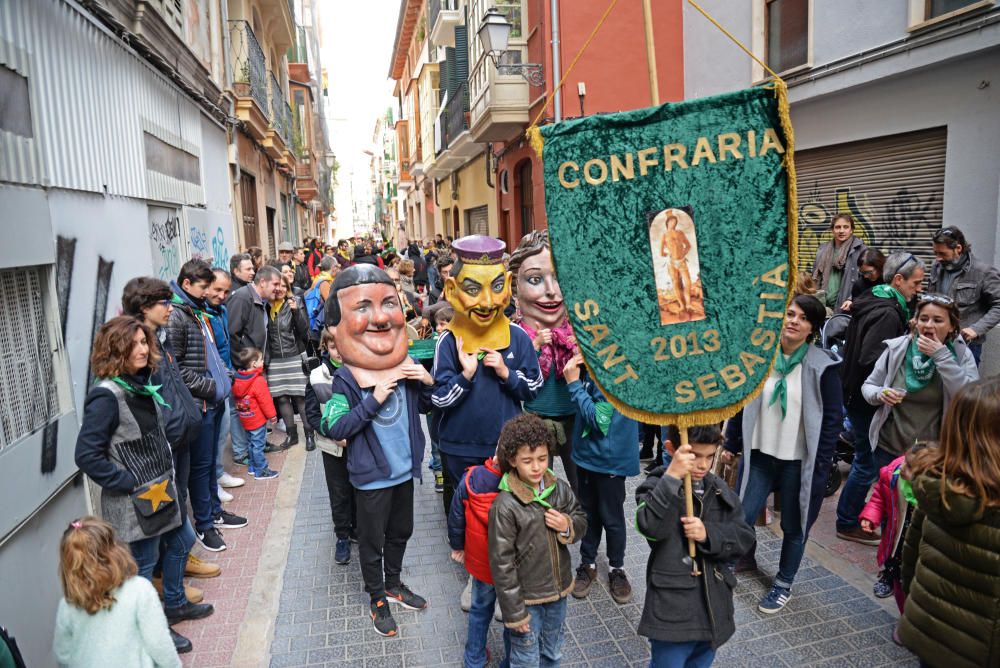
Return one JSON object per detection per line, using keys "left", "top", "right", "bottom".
{"left": 0, "top": 266, "right": 65, "bottom": 450}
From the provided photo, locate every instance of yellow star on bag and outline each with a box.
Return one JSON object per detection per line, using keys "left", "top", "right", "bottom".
{"left": 136, "top": 479, "right": 173, "bottom": 513}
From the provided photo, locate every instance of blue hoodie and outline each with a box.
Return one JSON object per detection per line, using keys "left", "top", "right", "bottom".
{"left": 205, "top": 303, "right": 232, "bottom": 369}
{"left": 568, "top": 375, "right": 640, "bottom": 477}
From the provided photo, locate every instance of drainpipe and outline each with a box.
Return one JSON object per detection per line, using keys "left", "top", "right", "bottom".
{"left": 220, "top": 0, "right": 244, "bottom": 249}
{"left": 550, "top": 0, "right": 561, "bottom": 122}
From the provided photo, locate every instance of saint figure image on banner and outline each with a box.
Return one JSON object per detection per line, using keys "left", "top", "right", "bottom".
{"left": 647, "top": 206, "right": 706, "bottom": 326}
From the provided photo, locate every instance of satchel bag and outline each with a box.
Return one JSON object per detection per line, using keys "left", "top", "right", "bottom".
{"left": 130, "top": 471, "right": 182, "bottom": 537}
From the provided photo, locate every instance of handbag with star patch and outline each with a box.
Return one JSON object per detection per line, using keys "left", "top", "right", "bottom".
{"left": 130, "top": 470, "right": 181, "bottom": 537}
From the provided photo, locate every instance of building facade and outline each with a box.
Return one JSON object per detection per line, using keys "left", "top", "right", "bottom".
{"left": 682, "top": 0, "right": 999, "bottom": 373}
{"left": 0, "top": 1, "right": 332, "bottom": 663}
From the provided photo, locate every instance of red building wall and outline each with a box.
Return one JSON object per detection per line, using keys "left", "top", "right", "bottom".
{"left": 497, "top": 0, "right": 684, "bottom": 249}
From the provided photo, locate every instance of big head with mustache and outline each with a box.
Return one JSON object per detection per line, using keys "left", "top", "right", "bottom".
{"left": 327, "top": 265, "right": 409, "bottom": 381}
{"left": 444, "top": 235, "right": 512, "bottom": 354}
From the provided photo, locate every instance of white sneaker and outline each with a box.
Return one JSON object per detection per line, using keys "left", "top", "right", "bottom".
{"left": 217, "top": 485, "right": 233, "bottom": 503}
{"left": 218, "top": 472, "right": 245, "bottom": 488}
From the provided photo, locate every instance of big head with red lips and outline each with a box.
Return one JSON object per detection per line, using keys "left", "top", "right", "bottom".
{"left": 509, "top": 230, "right": 567, "bottom": 331}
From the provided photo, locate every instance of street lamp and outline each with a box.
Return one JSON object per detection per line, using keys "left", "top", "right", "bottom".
{"left": 476, "top": 7, "right": 544, "bottom": 86}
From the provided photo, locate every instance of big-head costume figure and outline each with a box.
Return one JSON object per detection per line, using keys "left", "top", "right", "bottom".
{"left": 508, "top": 229, "right": 581, "bottom": 491}
{"left": 316, "top": 264, "right": 434, "bottom": 634}
{"left": 432, "top": 235, "right": 543, "bottom": 504}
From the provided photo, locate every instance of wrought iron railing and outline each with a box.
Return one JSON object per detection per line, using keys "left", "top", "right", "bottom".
{"left": 282, "top": 100, "right": 295, "bottom": 150}
{"left": 444, "top": 81, "right": 469, "bottom": 148}
{"left": 229, "top": 21, "right": 269, "bottom": 116}
{"left": 269, "top": 71, "right": 291, "bottom": 146}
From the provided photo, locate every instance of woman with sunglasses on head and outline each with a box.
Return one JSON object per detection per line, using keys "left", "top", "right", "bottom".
{"left": 861, "top": 294, "right": 979, "bottom": 464}
{"left": 721, "top": 294, "right": 843, "bottom": 614}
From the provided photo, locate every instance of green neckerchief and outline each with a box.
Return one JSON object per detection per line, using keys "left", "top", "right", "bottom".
{"left": 871, "top": 284, "right": 909, "bottom": 319}
{"left": 904, "top": 337, "right": 955, "bottom": 393}
{"left": 498, "top": 471, "right": 556, "bottom": 508}
{"left": 581, "top": 401, "right": 614, "bottom": 439}
{"left": 170, "top": 292, "right": 212, "bottom": 320}
{"left": 108, "top": 376, "right": 171, "bottom": 409}
{"left": 768, "top": 342, "right": 809, "bottom": 417}
{"left": 897, "top": 475, "right": 918, "bottom": 507}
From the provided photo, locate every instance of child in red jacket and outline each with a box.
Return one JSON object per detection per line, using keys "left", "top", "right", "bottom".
{"left": 232, "top": 347, "right": 278, "bottom": 480}
{"left": 448, "top": 451, "right": 502, "bottom": 668}
{"left": 859, "top": 444, "right": 926, "bottom": 613}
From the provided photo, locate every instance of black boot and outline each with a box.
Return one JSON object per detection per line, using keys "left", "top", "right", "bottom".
{"left": 281, "top": 425, "right": 299, "bottom": 449}
{"left": 305, "top": 432, "right": 316, "bottom": 451}
{"left": 164, "top": 601, "right": 215, "bottom": 624}
{"left": 170, "top": 628, "right": 192, "bottom": 654}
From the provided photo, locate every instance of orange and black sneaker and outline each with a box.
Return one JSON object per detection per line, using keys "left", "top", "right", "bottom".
{"left": 385, "top": 583, "right": 428, "bottom": 611}
{"left": 370, "top": 598, "right": 397, "bottom": 637}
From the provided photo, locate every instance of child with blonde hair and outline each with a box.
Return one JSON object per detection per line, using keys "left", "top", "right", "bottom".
{"left": 53, "top": 516, "right": 181, "bottom": 666}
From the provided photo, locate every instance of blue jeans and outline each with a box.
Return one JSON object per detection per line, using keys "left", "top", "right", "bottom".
{"left": 649, "top": 640, "right": 716, "bottom": 668}
{"left": 427, "top": 413, "right": 441, "bottom": 473}
{"left": 739, "top": 451, "right": 806, "bottom": 588}
{"left": 836, "top": 403, "right": 895, "bottom": 532}
{"left": 247, "top": 425, "right": 268, "bottom": 475}
{"left": 216, "top": 400, "right": 231, "bottom": 480}
{"left": 190, "top": 403, "right": 224, "bottom": 532}
{"left": 229, "top": 395, "right": 249, "bottom": 461}
{"left": 969, "top": 342, "right": 983, "bottom": 366}
{"left": 464, "top": 577, "right": 496, "bottom": 668}
{"left": 131, "top": 517, "right": 196, "bottom": 608}
{"left": 502, "top": 597, "right": 568, "bottom": 668}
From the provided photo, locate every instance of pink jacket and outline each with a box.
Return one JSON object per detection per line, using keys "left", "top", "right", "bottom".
{"left": 859, "top": 455, "right": 906, "bottom": 566}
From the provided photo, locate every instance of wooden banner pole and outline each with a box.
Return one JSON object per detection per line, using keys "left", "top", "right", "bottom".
{"left": 641, "top": 0, "right": 660, "bottom": 106}
{"left": 681, "top": 428, "right": 701, "bottom": 575}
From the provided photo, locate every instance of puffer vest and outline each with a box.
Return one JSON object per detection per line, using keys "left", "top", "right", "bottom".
{"left": 96, "top": 380, "right": 177, "bottom": 543}
{"left": 464, "top": 460, "right": 501, "bottom": 584}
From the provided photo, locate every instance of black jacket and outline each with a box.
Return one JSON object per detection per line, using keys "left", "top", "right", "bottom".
{"left": 293, "top": 263, "right": 311, "bottom": 293}
{"left": 163, "top": 285, "right": 216, "bottom": 401}
{"left": 839, "top": 291, "right": 908, "bottom": 407}
{"left": 635, "top": 469, "right": 755, "bottom": 648}
{"left": 267, "top": 300, "right": 308, "bottom": 359}
{"left": 227, "top": 284, "right": 269, "bottom": 362}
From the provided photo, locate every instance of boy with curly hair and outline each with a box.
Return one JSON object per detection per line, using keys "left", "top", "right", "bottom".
{"left": 489, "top": 413, "right": 587, "bottom": 666}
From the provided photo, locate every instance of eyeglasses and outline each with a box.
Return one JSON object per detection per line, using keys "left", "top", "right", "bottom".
{"left": 918, "top": 294, "right": 955, "bottom": 306}
{"left": 860, "top": 268, "right": 879, "bottom": 278}
{"left": 157, "top": 300, "right": 173, "bottom": 306}
{"left": 897, "top": 254, "right": 917, "bottom": 273}
{"left": 934, "top": 227, "right": 958, "bottom": 240}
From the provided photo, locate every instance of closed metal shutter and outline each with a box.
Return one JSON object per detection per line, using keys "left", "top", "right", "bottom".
{"left": 796, "top": 127, "right": 947, "bottom": 272}
{"left": 465, "top": 205, "right": 489, "bottom": 236}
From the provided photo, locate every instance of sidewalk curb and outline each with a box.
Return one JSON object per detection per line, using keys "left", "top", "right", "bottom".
{"left": 230, "top": 443, "right": 308, "bottom": 668}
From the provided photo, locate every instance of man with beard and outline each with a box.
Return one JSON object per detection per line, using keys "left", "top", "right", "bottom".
{"left": 317, "top": 265, "right": 434, "bottom": 638}
{"left": 432, "top": 236, "right": 542, "bottom": 515}
{"left": 927, "top": 226, "right": 1000, "bottom": 365}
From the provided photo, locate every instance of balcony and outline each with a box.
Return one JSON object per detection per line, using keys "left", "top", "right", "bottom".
{"left": 263, "top": 71, "right": 291, "bottom": 163}
{"left": 429, "top": 0, "right": 461, "bottom": 48}
{"left": 445, "top": 82, "right": 479, "bottom": 159}
{"left": 395, "top": 120, "right": 413, "bottom": 186}
{"left": 468, "top": 53, "right": 531, "bottom": 142}
{"left": 229, "top": 20, "right": 270, "bottom": 141}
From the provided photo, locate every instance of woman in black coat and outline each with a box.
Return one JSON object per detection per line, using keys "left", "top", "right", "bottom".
{"left": 266, "top": 275, "right": 314, "bottom": 450}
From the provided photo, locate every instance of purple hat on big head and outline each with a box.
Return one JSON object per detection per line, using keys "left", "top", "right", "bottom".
{"left": 452, "top": 235, "right": 506, "bottom": 265}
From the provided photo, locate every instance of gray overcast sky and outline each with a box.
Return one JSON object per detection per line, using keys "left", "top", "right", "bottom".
{"left": 320, "top": 0, "right": 399, "bottom": 175}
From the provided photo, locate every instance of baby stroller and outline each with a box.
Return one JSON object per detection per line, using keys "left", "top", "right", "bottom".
{"left": 820, "top": 313, "right": 854, "bottom": 496}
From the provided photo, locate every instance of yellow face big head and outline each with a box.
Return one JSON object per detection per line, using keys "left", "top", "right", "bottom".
{"left": 444, "top": 261, "right": 513, "bottom": 353}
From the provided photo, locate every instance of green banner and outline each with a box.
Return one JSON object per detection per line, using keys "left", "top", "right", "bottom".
{"left": 538, "top": 86, "right": 796, "bottom": 427}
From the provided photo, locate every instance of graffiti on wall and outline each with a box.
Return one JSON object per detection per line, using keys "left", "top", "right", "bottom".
{"left": 797, "top": 183, "right": 942, "bottom": 271}
{"left": 149, "top": 208, "right": 182, "bottom": 281}
{"left": 210, "top": 226, "right": 230, "bottom": 270}
{"left": 189, "top": 224, "right": 209, "bottom": 260}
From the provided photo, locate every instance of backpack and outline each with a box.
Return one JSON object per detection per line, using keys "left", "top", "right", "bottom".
{"left": 157, "top": 342, "right": 202, "bottom": 447}
{"left": 303, "top": 278, "right": 331, "bottom": 338}
{"left": 0, "top": 625, "right": 27, "bottom": 668}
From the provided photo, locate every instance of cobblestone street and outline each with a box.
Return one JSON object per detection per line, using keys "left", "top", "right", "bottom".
{"left": 262, "top": 443, "right": 919, "bottom": 668}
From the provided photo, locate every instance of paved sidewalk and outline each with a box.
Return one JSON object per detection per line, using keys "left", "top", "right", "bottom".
{"left": 267, "top": 449, "right": 918, "bottom": 667}
{"left": 178, "top": 433, "right": 295, "bottom": 667}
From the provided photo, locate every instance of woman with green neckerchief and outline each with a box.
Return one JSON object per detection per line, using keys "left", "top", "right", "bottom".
{"left": 721, "top": 294, "right": 843, "bottom": 614}
{"left": 74, "top": 316, "right": 213, "bottom": 654}
{"left": 861, "top": 294, "right": 979, "bottom": 461}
